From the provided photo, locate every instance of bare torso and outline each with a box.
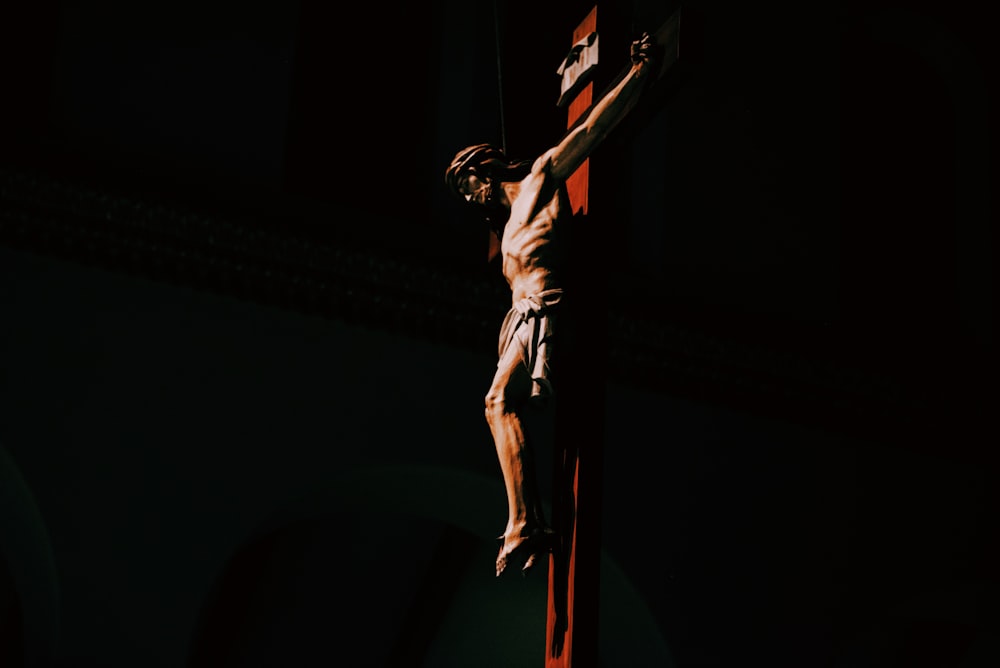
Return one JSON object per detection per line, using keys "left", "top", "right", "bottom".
{"left": 500, "top": 171, "right": 572, "bottom": 303}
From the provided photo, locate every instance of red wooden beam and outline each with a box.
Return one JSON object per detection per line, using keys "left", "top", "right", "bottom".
{"left": 545, "top": 7, "right": 680, "bottom": 664}
{"left": 546, "top": 9, "right": 598, "bottom": 667}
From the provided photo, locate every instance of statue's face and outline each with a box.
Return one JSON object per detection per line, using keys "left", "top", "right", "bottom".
{"left": 457, "top": 172, "right": 492, "bottom": 206}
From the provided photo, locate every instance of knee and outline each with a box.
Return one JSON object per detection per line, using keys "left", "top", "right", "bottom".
{"left": 484, "top": 389, "right": 509, "bottom": 421}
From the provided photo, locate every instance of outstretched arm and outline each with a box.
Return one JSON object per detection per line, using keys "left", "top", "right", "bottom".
{"left": 535, "top": 32, "right": 659, "bottom": 183}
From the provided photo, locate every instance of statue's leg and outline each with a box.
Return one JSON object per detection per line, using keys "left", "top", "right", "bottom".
{"left": 486, "top": 340, "right": 554, "bottom": 576}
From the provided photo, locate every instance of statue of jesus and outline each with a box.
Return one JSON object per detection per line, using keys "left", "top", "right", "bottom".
{"left": 445, "top": 32, "right": 659, "bottom": 577}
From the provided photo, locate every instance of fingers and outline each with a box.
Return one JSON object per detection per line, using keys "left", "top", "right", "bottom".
{"left": 630, "top": 31, "right": 658, "bottom": 65}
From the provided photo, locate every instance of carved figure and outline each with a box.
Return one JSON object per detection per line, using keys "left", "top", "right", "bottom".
{"left": 445, "top": 33, "right": 659, "bottom": 576}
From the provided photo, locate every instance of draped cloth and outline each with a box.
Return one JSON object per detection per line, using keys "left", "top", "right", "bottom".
{"left": 497, "top": 288, "right": 564, "bottom": 405}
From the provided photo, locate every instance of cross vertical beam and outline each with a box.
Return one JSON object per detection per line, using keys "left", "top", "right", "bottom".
{"left": 546, "top": 7, "right": 602, "bottom": 667}
{"left": 544, "top": 6, "right": 681, "bottom": 665}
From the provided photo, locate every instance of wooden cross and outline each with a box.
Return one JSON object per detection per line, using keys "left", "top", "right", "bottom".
{"left": 545, "top": 6, "right": 680, "bottom": 667}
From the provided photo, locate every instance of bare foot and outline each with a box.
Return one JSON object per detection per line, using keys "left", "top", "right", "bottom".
{"left": 496, "top": 527, "right": 556, "bottom": 577}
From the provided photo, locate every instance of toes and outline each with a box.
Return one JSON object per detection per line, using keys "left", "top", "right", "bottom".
{"left": 495, "top": 529, "right": 555, "bottom": 577}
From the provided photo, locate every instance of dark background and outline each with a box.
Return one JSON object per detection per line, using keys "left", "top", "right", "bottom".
{"left": 1, "top": 1, "right": 996, "bottom": 666}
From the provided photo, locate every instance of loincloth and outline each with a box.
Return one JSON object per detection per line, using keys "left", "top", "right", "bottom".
{"left": 497, "top": 288, "right": 563, "bottom": 405}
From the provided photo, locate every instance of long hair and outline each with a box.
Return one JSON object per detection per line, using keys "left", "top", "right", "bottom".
{"left": 444, "top": 143, "right": 532, "bottom": 199}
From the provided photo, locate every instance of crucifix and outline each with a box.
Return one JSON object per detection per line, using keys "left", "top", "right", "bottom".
{"left": 444, "top": 6, "right": 679, "bottom": 665}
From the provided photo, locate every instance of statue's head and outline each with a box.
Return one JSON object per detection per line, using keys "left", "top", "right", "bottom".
{"left": 444, "top": 144, "right": 530, "bottom": 203}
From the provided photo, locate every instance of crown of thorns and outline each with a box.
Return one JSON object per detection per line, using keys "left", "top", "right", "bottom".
{"left": 444, "top": 143, "right": 506, "bottom": 196}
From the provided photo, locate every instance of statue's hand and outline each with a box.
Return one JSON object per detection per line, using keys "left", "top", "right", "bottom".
{"left": 630, "top": 31, "right": 659, "bottom": 66}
